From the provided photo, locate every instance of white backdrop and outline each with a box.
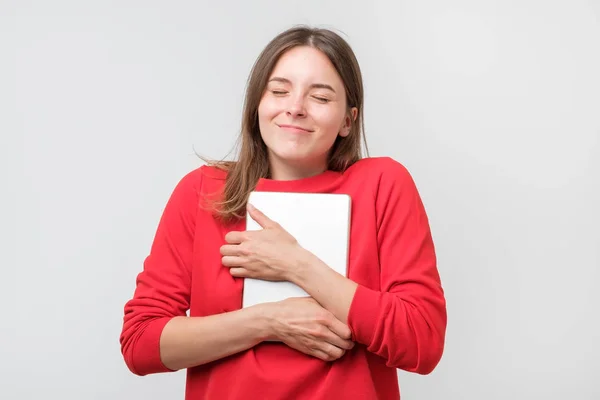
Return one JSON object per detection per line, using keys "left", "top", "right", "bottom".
{"left": 2, "top": 1, "right": 599, "bottom": 399}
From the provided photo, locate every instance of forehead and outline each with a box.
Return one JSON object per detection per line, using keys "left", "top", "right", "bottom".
{"left": 269, "top": 46, "right": 343, "bottom": 87}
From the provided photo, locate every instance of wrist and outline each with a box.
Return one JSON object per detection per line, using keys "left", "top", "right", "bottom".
{"left": 250, "top": 302, "right": 279, "bottom": 342}
{"left": 287, "top": 246, "right": 318, "bottom": 285}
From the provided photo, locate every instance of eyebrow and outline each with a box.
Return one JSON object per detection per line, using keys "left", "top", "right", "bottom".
{"left": 268, "top": 77, "right": 336, "bottom": 93}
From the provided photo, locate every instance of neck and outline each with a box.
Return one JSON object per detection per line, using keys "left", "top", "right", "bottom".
{"left": 268, "top": 154, "right": 327, "bottom": 181}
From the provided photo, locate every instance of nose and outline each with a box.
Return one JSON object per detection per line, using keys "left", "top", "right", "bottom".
{"left": 286, "top": 95, "right": 306, "bottom": 118}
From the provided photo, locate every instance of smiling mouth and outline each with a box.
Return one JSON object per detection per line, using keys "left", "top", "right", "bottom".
{"left": 278, "top": 124, "right": 313, "bottom": 133}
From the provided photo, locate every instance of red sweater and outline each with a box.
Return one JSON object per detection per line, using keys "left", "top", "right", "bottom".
{"left": 120, "top": 157, "right": 446, "bottom": 399}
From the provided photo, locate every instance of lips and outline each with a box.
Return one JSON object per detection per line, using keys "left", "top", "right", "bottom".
{"left": 277, "top": 124, "right": 313, "bottom": 133}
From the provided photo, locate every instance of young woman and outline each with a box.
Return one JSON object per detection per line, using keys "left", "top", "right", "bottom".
{"left": 120, "top": 25, "right": 447, "bottom": 400}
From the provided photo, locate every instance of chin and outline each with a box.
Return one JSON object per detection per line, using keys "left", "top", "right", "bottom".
{"left": 265, "top": 137, "right": 328, "bottom": 166}
{"left": 274, "top": 151, "right": 311, "bottom": 163}
{"left": 271, "top": 148, "right": 326, "bottom": 166}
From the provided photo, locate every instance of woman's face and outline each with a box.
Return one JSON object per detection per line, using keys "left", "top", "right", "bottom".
{"left": 257, "top": 46, "right": 357, "bottom": 179}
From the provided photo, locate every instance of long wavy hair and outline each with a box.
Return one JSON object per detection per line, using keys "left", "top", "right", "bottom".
{"left": 205, "top": 25, "right": 368, "bottom": 223}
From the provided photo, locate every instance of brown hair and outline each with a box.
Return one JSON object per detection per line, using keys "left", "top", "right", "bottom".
{"left": 204, "top": 25, "right": 368, "bottom": 223}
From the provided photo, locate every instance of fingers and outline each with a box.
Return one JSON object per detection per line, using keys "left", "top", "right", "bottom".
{"left": 324, "top": 315, "right": 352, "bottom": 341}
{"left": 228, "top": 267, "right": 247, "bottom": 277}
{"left": 297, "top": 298, "right": 354, "bottom": 347}
{"left": 220, "top": 244, "right": 244, "bottom": 256}
{"left": 318, "top": 322, "right": 354, "bottom": 350}
{"left": 309, "top": 321, "right": 354, "bottom": 354}
{"left": 247, "top": 203, "right": 277, "bottom": 229}
{"left": 311, "top": 349, "right": 336, "bottom": 362}
{"left": 295, "top": 298, "right": 351, "bottom": 341}
{"left": 221, "top": 255, "right": 246, "bottom": 267}
{"left": 224, "top": 231, "right": 247, "bottom": 244}
{"left": 312, "top": 344, "right": 346, "bottom": 362}
{"left": 323, "top": 329, "right": 355, "bottom": 351}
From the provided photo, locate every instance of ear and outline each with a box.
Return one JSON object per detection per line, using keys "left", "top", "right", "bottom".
{"left": 339, "top": 107, "right": 358, "bottom": 137}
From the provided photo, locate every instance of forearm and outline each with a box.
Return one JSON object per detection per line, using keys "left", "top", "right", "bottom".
{"left": 291, "top": 251, "right": 358, "bottom": 325}
{"left": 290, "top": 252, "right": 445, "bottom": 373}
{"left": 160, "top": 304, "right": 272, "bottom": 370}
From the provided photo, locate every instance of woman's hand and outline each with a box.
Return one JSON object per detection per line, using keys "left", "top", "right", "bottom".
{"left": 264, "top": 297, "right": 355, "bottom": 361}
{"left": 220, "top": 204, "right": 308, "bottom": 281}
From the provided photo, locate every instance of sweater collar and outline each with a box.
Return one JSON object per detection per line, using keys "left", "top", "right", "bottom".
{"left": 254, "top": 169, "right": 341, "bottom": 193}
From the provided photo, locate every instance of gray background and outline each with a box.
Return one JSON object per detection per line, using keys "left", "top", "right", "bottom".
{"left": 2, "top": 0, "right": 599, "bottom": 399}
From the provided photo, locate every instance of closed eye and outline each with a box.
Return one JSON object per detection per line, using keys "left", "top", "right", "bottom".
{"left": 313, "top": 96, "right": 330, "bottom": 103}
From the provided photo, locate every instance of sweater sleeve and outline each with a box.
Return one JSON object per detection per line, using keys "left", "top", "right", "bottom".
{"left": 347, "top": 161, "right": 447, "bottom": 374}
{"left": 119, "top": 170, "right": 201, "bottom": 376}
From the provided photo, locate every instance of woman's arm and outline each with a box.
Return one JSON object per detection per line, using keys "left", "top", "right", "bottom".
{"left": 120, "top": 170, "right": 202, "bottom": 375}
{"left": 121, "top": 169, "right": 353, "bottom": 375}
{"left": 220, "top": 161, "right": 446, "bottom": 374}
{"left": 158, "top": 306, "right": 271, "bottom": 371}
{"left": 291, "top": 254, "right": 357, "bottom": 325}
{"left": 290, "top": 161, "right": 447, "bottom": 374}
{"left": 161, "top": 296, "right": 355, "bottom": 370}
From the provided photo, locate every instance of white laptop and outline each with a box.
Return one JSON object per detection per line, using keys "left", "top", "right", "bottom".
{"left": 241, "top": 191, "right": 352, "bottom": 308}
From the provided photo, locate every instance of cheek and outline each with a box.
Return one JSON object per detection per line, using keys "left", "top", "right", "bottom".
{"left": 258, "top": 98, "right": 282, "bottom": 122}
{"left": 311, "top": 107, "right": 345, "bottom": 134}
{"left": 258, "top": 100, "right": 280, "bottom": 144}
